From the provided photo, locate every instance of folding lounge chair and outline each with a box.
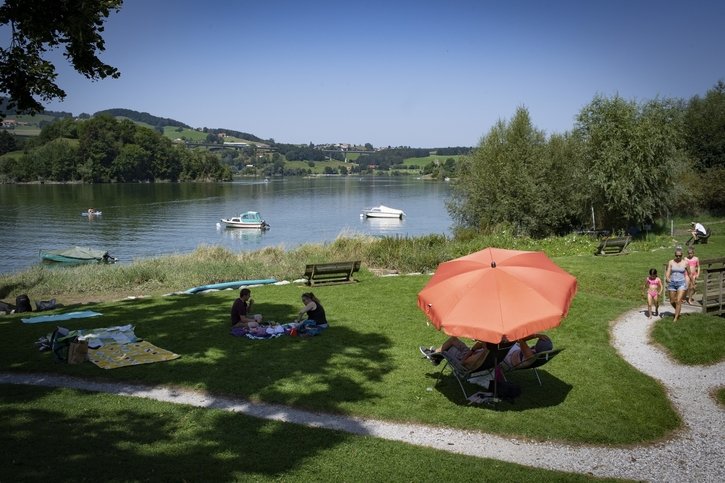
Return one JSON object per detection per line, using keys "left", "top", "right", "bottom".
{"left": 501, "top": 349, "right": 563, "bottom": 385}
{"left": 433, "top": 342, "right": 514, "bottom": 401}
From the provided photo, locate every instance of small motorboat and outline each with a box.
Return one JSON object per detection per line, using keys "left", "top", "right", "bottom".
{"left": 40, "top": 246, "right": 116, "bottom": 264}
{"left": 361, "top": 205, "right": 406, "bottom": 219}
{"left": 81, "top": 210, "right": 102, "bottom": 216}
{"left": 220, "top": 211, "right": 270, "bottom": 229}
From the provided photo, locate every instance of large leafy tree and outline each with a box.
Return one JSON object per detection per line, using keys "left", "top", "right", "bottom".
{"left": 448, "top": 107, "right": 581, "bottom": 237}
{"left": 0, "top": 0, "right": 122, "bottom": 113}
{"left": 683, "top": 80, "right": 725, "bottom": 213}
{"left": 574, "top": 95, "right": 685, "bottom": 227}
{"left": 684, "top": 80, "right": 725, "bottom": 171}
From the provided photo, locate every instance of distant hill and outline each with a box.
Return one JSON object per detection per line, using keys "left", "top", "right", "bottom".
{"left": 94, "top": 108, "right": 191, "bottom": 129}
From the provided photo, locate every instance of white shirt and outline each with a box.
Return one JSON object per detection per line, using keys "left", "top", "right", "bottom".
{"left": 694, "top": 223, "right": 706, "bottom": 233}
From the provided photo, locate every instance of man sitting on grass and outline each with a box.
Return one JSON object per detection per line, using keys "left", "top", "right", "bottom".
{"left": 230, "top": 288, "right": 263, "bottom": 329}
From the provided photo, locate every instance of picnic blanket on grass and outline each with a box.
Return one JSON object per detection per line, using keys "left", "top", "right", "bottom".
{"left": 230, "top": 322, "right": 327, "bottom": 340}
{"left": 88, "top": 341, "right": 180, "bottom": 369}
{"left": 76, "top": 324, "right": 138, "bottom": 349}
{"left": 22, "top": 310, "right": 102, "bottom": 324}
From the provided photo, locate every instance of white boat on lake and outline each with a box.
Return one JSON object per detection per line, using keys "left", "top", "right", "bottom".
{"left": 361, "top": 205, "right": 406, "bottom": 219}
{"left": 220, "top": 211, "right": 270, "bottom": 229}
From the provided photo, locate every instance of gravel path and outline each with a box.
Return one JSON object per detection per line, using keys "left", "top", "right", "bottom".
{"left": 2, "top": 304, "right": 723, "bottom": 481}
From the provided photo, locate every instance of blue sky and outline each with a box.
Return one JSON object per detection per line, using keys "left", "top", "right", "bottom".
{"left": 40, "top": 0, "right": 725, "bottom": 147}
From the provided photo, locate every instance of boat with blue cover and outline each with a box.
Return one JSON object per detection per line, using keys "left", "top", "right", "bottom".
{"left": 40, "top": 246, "right": 116, "bottom": 264}
{"left": 220, "top": 211, "right": 270, "bottom": 229}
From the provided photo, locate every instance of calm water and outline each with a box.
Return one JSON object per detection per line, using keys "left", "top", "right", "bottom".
{"left": 0, "top": 177, "right": 452, "bottom": 274}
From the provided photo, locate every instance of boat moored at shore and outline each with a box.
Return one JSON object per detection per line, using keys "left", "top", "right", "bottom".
{"left": 40, "top": 246, "right": 116, "bottom": 264}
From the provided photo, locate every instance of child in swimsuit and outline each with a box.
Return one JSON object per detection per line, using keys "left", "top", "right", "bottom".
{"left": 642, "top": 268, "right": 663, "bottom": 319}
{"left": 685, "top": 247, "right": 700, "bottom": 304}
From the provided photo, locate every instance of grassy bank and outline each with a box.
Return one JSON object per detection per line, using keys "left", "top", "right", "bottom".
{"left": 1, "top": 227, "right": 713, "bottom": 303}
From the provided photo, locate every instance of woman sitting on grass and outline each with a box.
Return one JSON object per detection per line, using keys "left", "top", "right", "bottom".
{"left": 294, "top": 292, "right": 328, "bottom": 336}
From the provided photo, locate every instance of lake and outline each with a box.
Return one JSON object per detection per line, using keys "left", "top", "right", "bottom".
{"left": 0, "top": 177, "right": 453, "bottom": 275}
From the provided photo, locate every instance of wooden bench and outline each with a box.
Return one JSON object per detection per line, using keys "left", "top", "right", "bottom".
{"left": 594, "top": 236, "right": 631, "bottom": 256}
{"left": 699, "top": 257, "right": 725, "bottom": 315}
{"left": 304, "top": 261, "right": 361, "bottom": 286}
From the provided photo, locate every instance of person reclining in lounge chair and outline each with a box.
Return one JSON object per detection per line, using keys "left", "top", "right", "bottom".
{"left": 501, "top": 333, "right": 553, "bottom": 370}
{"left": 420, "top": 337, "right": 491, "bottom": 370}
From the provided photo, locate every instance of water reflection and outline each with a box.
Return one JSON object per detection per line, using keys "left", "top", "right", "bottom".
{"left": 360, "top": 216, "right": 405, "bottom": 232}
{"left": 216, "top": 225, "right": 267, "bottom": 243}
{"left": 0, "top": 177, "right": 451, "bottom": 274}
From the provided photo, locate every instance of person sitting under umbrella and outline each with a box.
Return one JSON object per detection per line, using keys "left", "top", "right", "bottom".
{"left": 419, "top": 337, "right": 490, "bottom": 369}
{"left": 501, "top": 333, "right": 553, "bottom": 370}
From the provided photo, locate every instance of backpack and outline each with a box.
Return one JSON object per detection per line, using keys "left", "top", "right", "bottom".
{"left": 15, "top": 294, "right": 32, "bottom": 313}
{"left": 0, "top": 300, "right": 15, "bottom": 314}
{"left": 488, "top": 380, "right": 522, "bottom": 402}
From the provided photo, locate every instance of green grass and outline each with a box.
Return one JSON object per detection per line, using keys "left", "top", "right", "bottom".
{"left": 717, "top": 388, "right": 725, "bottom": 408}
{"left": 285, "top": 159, "right": 349, "bottom": 173}
{"left": 0, "top": 275, "right": 679, "bottom": 444}
{"left": 652, "top": 313, "right": 725, "bottom": 364}
{"left": 1, "top": 222, "right": 723, "bottom": 454}
{"left": 163, "top": 126, "right": 208, "bottom": 142}
{"left": 0, "top": 384, "right": 614, "bottom": 482}
{"left": 403, "top": 154, "right": 463, "bottom": 167}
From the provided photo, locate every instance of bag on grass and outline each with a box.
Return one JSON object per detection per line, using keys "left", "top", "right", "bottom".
{"left": 488, "top": 380, "right": 521, "bottom": 402}
{"left": 15, "top": 294, "right": 32, "bottom": 313}
{"left": 67, "top": 339, "right": 88, "bottom": 364}
{"left": 0, "top": 300, "right": 15, "bottom": 314}
{"left": 36, "top": 298, "right": 57, "bottom": 312}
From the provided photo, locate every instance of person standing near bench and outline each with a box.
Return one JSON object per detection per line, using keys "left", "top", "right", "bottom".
{"left": 294, "top": 292, "right": 328, "bottom": 336}
{"left": 665, "top": 248, "right": 693, "bottom": 322}
{"left": 231, "top": 288, "right": 263, "bottom": 329}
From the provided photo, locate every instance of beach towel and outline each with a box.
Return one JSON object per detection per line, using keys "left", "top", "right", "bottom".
{"left": 22, "top": 310, "right": 102, "bottom": 324}
{"left": 77, "top": 324, "right": 138, "bottom": 349}
{"left": 88, "top": 341, "right": 180, "bottom": 369}
{"left": 231, "top": 323, "right": 297, "bottom": 340}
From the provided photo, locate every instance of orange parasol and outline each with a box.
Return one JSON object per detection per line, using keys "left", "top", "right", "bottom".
{"left": 418, "top": 247, "right": 577, "bottom": 343}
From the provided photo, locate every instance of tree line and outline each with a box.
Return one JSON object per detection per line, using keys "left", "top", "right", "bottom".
{"left": 449, "top": 81, "right": 725, "bottom": 237}
{"left": 0, "top": 115, "right": 231, "bottom": 182}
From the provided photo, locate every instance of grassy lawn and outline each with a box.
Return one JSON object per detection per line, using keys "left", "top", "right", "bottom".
{"left": 717, "top": 388, "right": 725, "bottom": 408}
{"left": 163, "top": 126, "right": 208, "bottom": 142}
{"left": 1, "top": 224, "right": 723, "bottom": 478}
{"left": 0, "top": 384, "right": 614, "bottom": 482}
{"left": 285, "top": 159, "right": 349, "bottom": 173}
{"left": 403, "top": 154, "right": 463, "bottom": 167}
{"left": 652, "top": 313, "right": 725, "bottom": 365}
{"left": 0, "top": 275, "right": 679, "bottom": 444}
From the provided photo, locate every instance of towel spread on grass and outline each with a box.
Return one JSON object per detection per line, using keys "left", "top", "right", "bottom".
{"left": 231, "top": 321, "right": 328, "bottom": 340}
{"left": 21, "top": 310, "right": 102, "bottom": 324}
{"left": 88, "top": 341, "right": 180, "bottom": 369}
{"left": 77, "top": 324, "right": 139, "bottom": 349}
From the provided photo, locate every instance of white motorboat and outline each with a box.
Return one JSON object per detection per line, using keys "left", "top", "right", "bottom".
{"left": 361, "top": 205, "right": 406, "bottom": 219}
{"left": 220, "top": 211, "right": 270, "bottom": 229}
